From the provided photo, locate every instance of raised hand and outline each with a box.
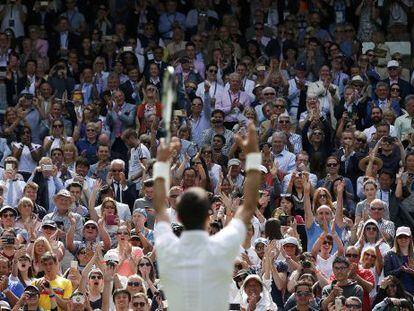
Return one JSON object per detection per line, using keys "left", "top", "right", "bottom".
{"left": 235, "top": 122, "right": 259, "bottom": 154}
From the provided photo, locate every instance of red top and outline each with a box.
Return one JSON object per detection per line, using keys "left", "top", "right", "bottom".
{"left": 136, "top": 102, "right": 163, "bottom": 134}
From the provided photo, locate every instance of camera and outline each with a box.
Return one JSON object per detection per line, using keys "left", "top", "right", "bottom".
{"left": 2, "top": 237, "right": 15, "bottom": 245}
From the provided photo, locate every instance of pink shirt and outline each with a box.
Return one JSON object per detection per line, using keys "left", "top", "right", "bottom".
{"left": 105, "top": 246, "right": 144, "bottom": 277}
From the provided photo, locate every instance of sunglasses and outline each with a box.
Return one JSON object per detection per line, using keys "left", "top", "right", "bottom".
{"left": 356, "top": 138, "right": 366, "bottom": 143}
{"left": 208, "top": 69, "right": 217, "bottom": 73}
{"left": 313, "top": 132, "right": 323, "bottom": 136}
{"left": 86, "top": 129, "right": 96, "bottom": 132}
{"left": 2, "top": 213, "right": 15, "bottom": 218}
{"left": 117, "top": 231, "right": 130, "bottom": 236}
{"left": 78, "top": 250, "right": 87, "bottom": 255}
{"left": 133, "top": 302, "right": 146, "bottom": 307}
{"left": 279, "top": 120, "right": 290, "bottom": 124}
{"left": 42, "top": 225, "right": 56, "bottom": 230}
{"left": 139, "top": 262, "right": 151, "bottom": 267}
{"left": 346, "top": 253, "right": 359, "bottom": 259}
{"left": 365, "top": 226, "right": 378, "bottom": 231}
{"left": 391, "top": 88, "right": 400, "bottom": 91}
{"left": 296, "top": 291, "right": 310, "bottom": 297}
{"left": 128, "top": 281, "right": 142, "bottom": 287}
{"left": 53, "top": 124, "right": 63, "bottom": 128}
{"left": 264, "top": 93, "right": 276, "bottom": 96}
{"left": 326, "top": 163, "right": 338, "bottom": 167}
{"left": 345, "top": 304, "right": 361, "bottom": 309}
{"left": 85, "top": 225, "right": 97, "bottom": 230}
{"left": 319, "top": 194, "right": 327, "bottom": 198}
{"left": 90, "top": 275, "right": 103, "bottom": 280}
{"left": 322, "top": 240, "right": 332, "bottom": 245}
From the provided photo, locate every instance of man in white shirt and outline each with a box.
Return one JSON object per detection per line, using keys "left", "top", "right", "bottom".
{"left": 153, "top": 123, "right": 261, "bottom": 311}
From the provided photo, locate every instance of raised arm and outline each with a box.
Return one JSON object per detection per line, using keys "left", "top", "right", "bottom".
{"left": 233, "top": 123, "right": 261, "bottom": 225}
{"left": 303, "top": 174, "right": 314, "bottom": 229}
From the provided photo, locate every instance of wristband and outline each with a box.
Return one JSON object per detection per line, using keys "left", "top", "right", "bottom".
{"left": 245, "top": 153, "right": 262, "bottom": 172}
{"left": 153, "top": 161, "right": 170, "bottom": 192}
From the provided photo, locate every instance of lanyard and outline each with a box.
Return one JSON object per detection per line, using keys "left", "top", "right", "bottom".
{"left": 228, "top": 91, "right": 240, "bottom": 105}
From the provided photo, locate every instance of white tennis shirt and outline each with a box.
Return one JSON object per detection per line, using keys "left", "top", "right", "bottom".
{"left": 155, "top": 218, "right": 246, "bottom": 311}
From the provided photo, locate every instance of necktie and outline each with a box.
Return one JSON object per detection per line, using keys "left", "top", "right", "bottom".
{"left": 7, "top": 180, "right": 14, "bottom": 207}
{"left": 115, "top": 182, "right": 121, "bottom": 202}
{"left": 44, "top": 178, "right": 50, "bottom": 211}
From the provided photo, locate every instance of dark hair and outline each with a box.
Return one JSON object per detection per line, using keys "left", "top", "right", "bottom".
{"left": 211, "top": 109, "right": 225, "bottom": 118}
{"left": 213, "top": 134, "right": 226, "bottom": 145}
{"left": 113, "top": 288, "right": 131, "bottom": 301}
{"left": 176, "top": 188, "right": 210, "bottom": 230}
{"left": 75, "top": 157, "right": 90, "bottom": 168}
{"left": 264, "top": 218, "right": 283, "bottom": 240}
{"left": 333, "top": 256, "right": 350, "bottom": 268}
{"left": 295, "top": 280, "right": 313, "bottom": 293}
{"left": 40, "top": 251, "right": 57, "bottom": 263}
{"left": 67, "top": 182, "right": 82, "bottom": 191}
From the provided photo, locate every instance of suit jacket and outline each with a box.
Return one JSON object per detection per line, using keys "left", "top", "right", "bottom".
{"left": 120, "top": 80, "right": 140, "bottom": 105}
{"left": 27, "top": 11, "right": 57, "bottom": 33}
{"left": 334, "top": 99, "right": 366, "bottom": 131}
{"left": 48, "top": 32, "right": 80, "bottom": 63}
{"left": 16, "top": 76, "right": 45, "bottom": 95}
{"left": 30, "top": 171, "right": 64, "bottom": 212}
{"left": 106, "top": 102, "right": 136, "bottom": 141}
{"left": 110, "top": 181, "right": 137, "bottom": 211}
{"left": 382, "top": 78, "right": 414, "bottom": 104}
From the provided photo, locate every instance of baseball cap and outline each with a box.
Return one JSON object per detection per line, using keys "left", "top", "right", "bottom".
{"left": 253, "top": 237, "right": 269, "bottom": 247}
{"left": 133, "top": 208, "right": 148, "bottom": 218}
{"left": 0, "top": 206, "right": 17, "bottom": 217}
{"left": 104, "top": 252, "right": 119, "bottom": 263}
{"left": 228, "top": 158, "right": 241, "bottom": 167}
{"left": 387, "top": 60, "right": 399, "bottom": 68}
{"left": 42, "top": 219, "right": 57, "bottom": 228}
{"left": 54, "top": 189, "right": 72, "bottom": 199}
{"left": 281, "top": 236, "right": 299, "bottom": 247}
{"left": 24, "top": 285, "right": 40, "bottom": 294}
{"left": 396, "top": 226, "right": 411, "bottom": 237}
{"left": 84, "top": 220, "right": 98, "bottom": 228}
{"left": 260, "top": 165, "right": 268, "bottom": 174}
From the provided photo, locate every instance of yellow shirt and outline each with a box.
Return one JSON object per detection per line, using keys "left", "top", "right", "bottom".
{"left": 32, "top": 276, "right": 73, "bottom": 311}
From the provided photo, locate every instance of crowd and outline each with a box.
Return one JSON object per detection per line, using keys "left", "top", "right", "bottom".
{"left": 0, "top": 0, "right": 414, "bottom": 310}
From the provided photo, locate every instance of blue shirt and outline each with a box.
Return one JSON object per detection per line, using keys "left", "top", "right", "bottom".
{"left": 306, "top": 221, "right": 343, "bottom": 253}
{"left": 76, "top": 139, "right": 98, "bottom": 164}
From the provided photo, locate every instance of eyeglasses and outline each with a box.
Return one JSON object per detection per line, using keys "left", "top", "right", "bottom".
{"left": 90, "top": 275, "right": 103, "bottom": 280}
{"left": 42, "top": 225, "right": 57, "bottom": 230}
{"left": 117, "top": 231, "right": 130, "bottom": 236}
{"left": 364, "top": 253, "right": 376, "bottom": 259}
{"left": 133, "top": 302, "right": 147, "bottom": 307}
{"left": 296, "top": 291, "right": 311, "bottom": 297}
{"left": 85, "top": 225, "right": 97, "bottom": 230}
{"left": 53, "top": 124, "right": 63, "bottom": 128}
{"left": 326, "top": 163, "right": 338, "bottom": 167}
{"left": 279, "top": 120, "right": 290, "bottom": 124}
{"left": 128, "top": 281, "right": 142, "bottom": 287}
{"left": 333, "top": 265, "right": 348, "bottom": 271}
{"left": 2, "top": 213, "right": 15, "bottom": 218}
{"left": 346, "top": 253, "right": 359, "bottom": 259}
{"left": 139, "top": 262, "right": 152, "bottom": 267}
{"left": 345, "top": 304, "right": 362, "bottom": 309}
{"left": 365, "top": 226, "right": 378, "bottom": 231}
{"left": 370, "top": 207, "right": 384, "bottom": 211}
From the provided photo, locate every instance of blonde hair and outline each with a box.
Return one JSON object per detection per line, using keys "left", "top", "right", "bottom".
{"left": 17, "top": 197, "right": 34, "bottom": 210}
{"left": 32, "top": 237, "right": 53, "bottom": 263}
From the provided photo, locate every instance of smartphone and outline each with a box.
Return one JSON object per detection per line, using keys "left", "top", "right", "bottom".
{"left": 70, "top": 260, "right": 78, "bottom": 270}
{"left": 72, "top": 295, "right": 85, "bottom": 304}
{"left": 42, "top": 164, "right": 53, "bottom": 171}
{"left": 122, "top": 46, "right": 133, "bottom": 52}
{"left": 103, "top": 35, "right": 113, "bottom": 41}
{"left": 229, "top": 303, "right": 241, "bottom": 311}
{"left": 105, "top": 214, "right": 117, "bottom": 225}
{"left": 5, "top": 163, "right": 13, "bottom": 171}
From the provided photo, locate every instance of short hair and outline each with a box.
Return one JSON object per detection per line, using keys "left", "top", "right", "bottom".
{"left": 24, "top": 181, "right": 39, "bottom": 192}
{"left": 143, "top": 179, "right": 154, "bottom": 188}
{"left": 333, "top": 255, "right": 350, "bottom": 267}
{"left": 113, "top": 288, "right": 131, "bottom": 301}
{"left": 67, "top": 182, "right": 82, "bottom": 191}
{"left": 271, "top": 131, "right": 287, "bottom": 143}
{"left": 110, "top": 159, "right": 125, "bottom": 169}
{"left": 211, "top": 109, "right": 225, "bottom": 118}
{"left": 75, "top": 157, "right": 90, "bottom": 168}
{"left": 176, "top": 188, "right": 210, "bottom": 230}
{"left": 40, "top": 251, "right": 57, "bottom": 263}
{"left": 405, "top": 95, "right": 414, "bottom": 106}
{"left": 295, "top": 280, "right": 313, "bottom": 293}
{"left": 376, "top": 81, "right": 389, "bottom": 90}
{"left": 122, "top": 128, "right": 139, "bottom": 141}
{"left": 213, "top": 134, "right": 226, "bottom": 145}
